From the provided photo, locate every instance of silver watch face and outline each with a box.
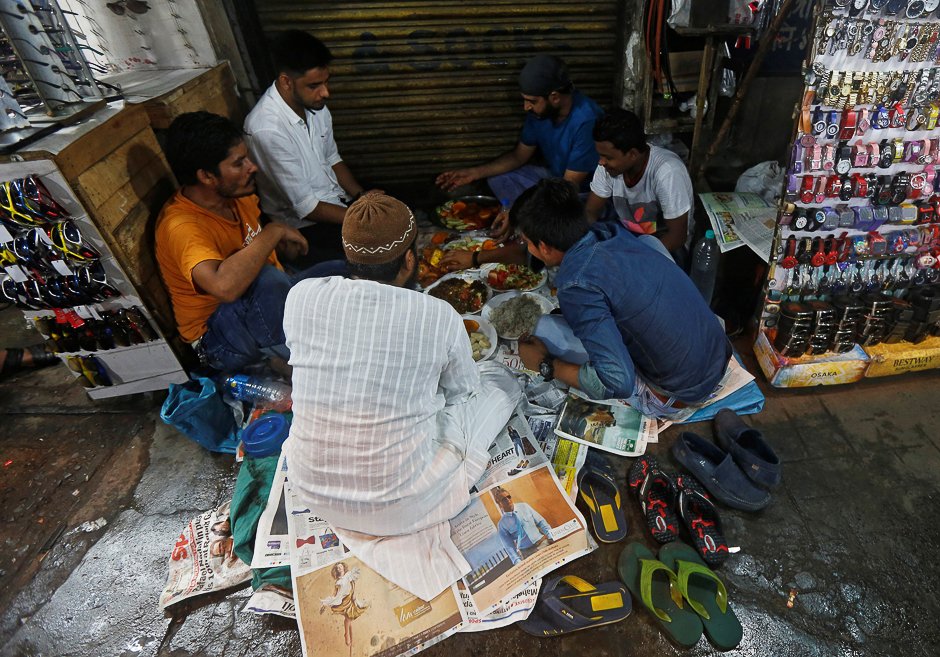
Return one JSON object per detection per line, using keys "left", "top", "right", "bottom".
{"left": 837, "top": 160, "right": 852, "bottom": 174}
{"left": 923, "top": 0, "right": 939, "bottom": 11}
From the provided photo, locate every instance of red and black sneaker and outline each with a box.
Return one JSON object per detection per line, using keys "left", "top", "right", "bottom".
{"left": 628, "top": 455, "right": 679, "bottom": 544}
{"left": 676, "top": 474, "right": 729, "bottom": 568}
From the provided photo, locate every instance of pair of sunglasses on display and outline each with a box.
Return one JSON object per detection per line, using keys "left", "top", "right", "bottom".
{"left": 65, "top": 355, "right": 112, "bottom": 388}
{"left": 1, "top": 262, "right": 119, "bottom": 309}
{"left": 0, "top": 176, "right": 71, "bottom": 228}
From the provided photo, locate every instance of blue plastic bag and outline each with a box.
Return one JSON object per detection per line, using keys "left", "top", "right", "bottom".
{"left": 160, "top": 377, "right": 239, "bottom": 453}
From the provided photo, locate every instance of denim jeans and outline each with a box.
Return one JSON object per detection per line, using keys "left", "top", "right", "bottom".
{"left": 201, "top": 261, "right": 346, "bottom": 371}
{"left": 486, "top": 165, "right": 551, "bottom": 205}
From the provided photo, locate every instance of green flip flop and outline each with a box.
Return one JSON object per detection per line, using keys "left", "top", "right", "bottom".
{"left": 617, "top": 542, "right": 703, "bottom": 648}
{"left": 658, "top": 541, "right": 743, "bottom": 651}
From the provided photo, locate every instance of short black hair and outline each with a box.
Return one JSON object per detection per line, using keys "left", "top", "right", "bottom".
{"left": 164, "top": 112, "right": 244, "bottom": 186}
{"left": 346, "top": 238, "right": 417, "bottom": 283}
{"left": 509, "top": 178, "right": 589, "bottom": 252}
{"left": 593, "top": 108, "right": 650, "bottom": 155}
{"left": 270, "top": 30, "right": 332, "bottom": 78}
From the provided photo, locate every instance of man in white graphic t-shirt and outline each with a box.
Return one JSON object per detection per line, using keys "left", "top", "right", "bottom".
{"left": 584, "top": 108, "right": 695, "bottom": 266}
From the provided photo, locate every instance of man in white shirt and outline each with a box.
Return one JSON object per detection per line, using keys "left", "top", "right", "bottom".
{"left": 244, "top": 30, "right": 376, "bottom": 264}
{"left": 492, "top": 486, "right": 554, "bottom": 564}
{"left": 283, "top": 193, "right": 522, "bottom": 601}
{"left": 584, "top": 108, "right": 695, "bottom": 266}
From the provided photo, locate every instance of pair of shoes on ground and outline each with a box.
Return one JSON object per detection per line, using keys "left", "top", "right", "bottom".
{"left": 628, "top": 455, "right": 729, "bottom": 568}
{"left": 577, "top": 455, "right": 628, "bottom": 543}
{"left": 619, "top": 540, "right": 743, "bottom": 650}
{"left": 518, "top": 574, "right": 631, "bottom": 636}
{"left": 671, "top": 409, "right": 781, "bottom": 512}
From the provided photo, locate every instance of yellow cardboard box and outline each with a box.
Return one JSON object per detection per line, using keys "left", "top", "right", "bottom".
{"left": 863, "top": 336, "right": 940, "bottom": 378}
{"left": 753, "top": 331, "right": 869, "bottom": 388}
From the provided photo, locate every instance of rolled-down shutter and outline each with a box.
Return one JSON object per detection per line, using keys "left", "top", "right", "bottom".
{"left": 252, "top": 1, "right": 623, "bottom": 188}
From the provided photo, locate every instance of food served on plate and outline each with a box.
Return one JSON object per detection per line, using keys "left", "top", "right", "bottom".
{"left": 418, "top": 233, "right": 499, "bottom": 288}
{"left": 428, "top": 278, "right": 487, "bottom": 314}
{"left": 436, "top": 199, "right": 500, "bottom": 231}
{"left": 486, "top": 263, "right": 544, "bottom": 291}
{"left": 463, "top": 319, "right": 492, "bottom": 361}
{"left": 489, "top": 295, "right": 545, "bottom": 338}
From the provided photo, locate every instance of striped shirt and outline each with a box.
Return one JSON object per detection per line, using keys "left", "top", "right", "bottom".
{"left": 283, "top": 277, "right": 485, "bottom": 598}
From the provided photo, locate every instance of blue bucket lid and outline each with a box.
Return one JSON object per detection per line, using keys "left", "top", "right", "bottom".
{"left": 242, "top": 413, "right": 290, "bottom": 457}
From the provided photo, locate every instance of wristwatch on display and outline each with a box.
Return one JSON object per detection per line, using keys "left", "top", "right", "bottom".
{"left": 538, "top": 357, "right": 555, "bottom": 382}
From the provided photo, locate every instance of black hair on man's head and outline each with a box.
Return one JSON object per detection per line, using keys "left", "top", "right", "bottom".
{"left": 592, "top": 108, "right": 650, "bottom": 155}
{"left": 508, "top": 178, "right": 589, "bottom": 252}
{"left": 164, "top": 111, "right": 244, "bottom": 186}
{"left": 346, "top": 238, "right": 417, "bottom": 283}
{"left": 270, "top": 30, "right": 332, "bottom": 78}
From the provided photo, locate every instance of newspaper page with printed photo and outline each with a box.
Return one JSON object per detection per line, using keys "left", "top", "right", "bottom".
{"left": 470, "top": 409, "right": 549, "bottom": 493}
{"left": 553, "top": 390, "right": 657, "bottom": 457}
{"left": 528, "top": 414, "right": 587, "bottom": 500}
{"left": 159, "top": 500, "right": 251, "bottom": 609}
{"left": 456, "top": 579, "right": 541, "bottom": 633}
{"left": 699, "top": 192, "right": 776, "bottom": 259}
{"left": 286, "top": 484, "right": 465, "bottom": 657}
{"left": 450, "top": 464, "right": 593, "bottom": 616}
{"left": 251, "top": 453, "right": 290, "bottom": 569}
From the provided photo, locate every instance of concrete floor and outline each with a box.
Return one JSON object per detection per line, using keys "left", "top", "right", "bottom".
{"left": 1, "top": 304, "right": 939, "bottom": 657}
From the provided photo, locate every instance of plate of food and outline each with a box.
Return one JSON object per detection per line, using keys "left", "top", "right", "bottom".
{"left": 424, "top": 271, "right": 491, "bottom": 314}
{"left": 461, "top": 315, "right": 497, "bottom": 361}
{"left": 435, "top": 196, "right": 501, "bottom": 231}
{"left": 418, "top": 232, "right": 501, "bottom": 289}
{"left": 481, "top": 262, "right": 547, "bottom": 292}
{"left": 482, "top": 291, "right": 556, "bottom": 340}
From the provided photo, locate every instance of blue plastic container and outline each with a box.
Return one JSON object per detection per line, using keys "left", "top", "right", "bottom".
{"left": 241, "top": 413, "right": 290, "bottom": 458}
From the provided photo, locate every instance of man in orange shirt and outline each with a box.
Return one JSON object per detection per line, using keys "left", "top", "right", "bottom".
{"left": 155, "top": 112, "right": 345, "bottom": 371}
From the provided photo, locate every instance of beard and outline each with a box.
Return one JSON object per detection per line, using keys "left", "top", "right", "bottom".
{"left": 217, "top": 175, "right": 256, "bottom": 199}
{"left": 530, "top": 103, "right": 561, "bottom": 121}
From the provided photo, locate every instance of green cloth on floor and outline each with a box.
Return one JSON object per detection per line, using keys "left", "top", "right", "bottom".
{"left": 230, "top": 454, "right": 292, "bottom": 591}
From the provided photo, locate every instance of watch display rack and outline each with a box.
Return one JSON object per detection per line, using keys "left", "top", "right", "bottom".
{"left": 0, "top": 158, "right": 186, "bottom": 398}
{"left": 755, "top": 0, "right": 940, "bottom": 385}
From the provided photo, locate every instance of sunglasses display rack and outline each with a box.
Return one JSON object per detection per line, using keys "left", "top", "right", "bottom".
{"left": 0, "top": 158, "right": 186, "bottom": 398}
{"left": 754, "top": 0, "right": 940, "bottom": 386}
{"left": 0, "top": 1, "right": 110, "bottom": 127}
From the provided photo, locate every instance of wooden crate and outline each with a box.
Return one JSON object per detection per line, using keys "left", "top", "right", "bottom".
{"left": 139, "top": 63, "right": 244, "bottom": 130}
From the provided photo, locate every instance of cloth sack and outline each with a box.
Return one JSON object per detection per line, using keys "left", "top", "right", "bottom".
{"left": 160, "top": 377, "right": 239, "bottom": 454}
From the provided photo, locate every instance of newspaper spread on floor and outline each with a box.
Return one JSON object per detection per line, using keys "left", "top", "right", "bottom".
{"left": 553, "top": 389, "right": 658, "bottom": 457}
{"left": 286, "top": 481, "right": 465, "bottom": 657}
{"left": 527, "top": 413, "right": 587, "bottom": 500}
{"left": 470, "top": 408, "right": 548, "bottom": 493}
{"left": 456, "top": 580, "right": 541, "bottom": 633}
{"left": 251, "top": 453, "right": 290, "bottom": 569}
{"left": 450, "top": 463, "right": 594, "bottom": 617}
{"left": 159, "top": 500, "right": 251, "bottom": 609}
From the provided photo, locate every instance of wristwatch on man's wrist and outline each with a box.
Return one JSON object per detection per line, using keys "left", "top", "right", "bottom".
{"left": 538, "top": 357, "right": 555, "bottom": 381}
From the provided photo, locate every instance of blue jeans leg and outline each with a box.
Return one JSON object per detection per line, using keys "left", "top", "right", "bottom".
{"left": 202, "top": 264, "right": 344, "bottom": 371}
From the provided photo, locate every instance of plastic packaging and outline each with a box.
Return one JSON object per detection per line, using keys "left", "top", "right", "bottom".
{"left": 223, "top": 374, "right": 292, "bottom": 412}
{"left": 690, "top": 230, "right": 719, "bottom": 306}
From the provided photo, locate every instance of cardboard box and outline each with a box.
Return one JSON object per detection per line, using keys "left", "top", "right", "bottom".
{"left": 863, "top": 337, "right": 940, "bottom": 378}
{"left": 753, "top": 331, "right": 869, "bottom": 388}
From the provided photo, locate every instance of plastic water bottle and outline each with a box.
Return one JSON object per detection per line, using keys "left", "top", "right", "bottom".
{"left": 690, "top": 229, "right": 719, "bottom": 306}
{"left": 223, "top": 374, "right": 292, "bottom": 411}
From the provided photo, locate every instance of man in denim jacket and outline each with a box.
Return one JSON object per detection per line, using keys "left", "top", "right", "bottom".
{"left": 512, "top": 179, "right": 731, "bottom": 419}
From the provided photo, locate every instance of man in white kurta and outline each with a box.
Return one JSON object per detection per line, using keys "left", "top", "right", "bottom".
{"left": 283, "top": 193, "right": 522, "bottom": 601}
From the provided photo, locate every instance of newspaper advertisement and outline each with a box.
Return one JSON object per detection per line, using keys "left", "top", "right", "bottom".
{"left": 159, "top": 500, "right": 251, "bottom": 609}
{"left": 470, "top": 409, "right": 549, "bottom": 492}
{"left": 251, "top": 453, "right": 290, "bottom": 568}
{"left": 287, "top": 486, "right": 464, "bottom": 657}
{"left": 456, "top": 579, "right": 541, "bottom": 632}
{"left": 729, "top": 205, "right": 777, "bottom": 263}
{"left": 285, "top": 482, "right": 349, "bottom": 578}
{"left": 528, "top": 414, "right": 587, "bottom": 500}
{"left": 450, "top": 464, "right": 594, "bottom": 616}
{"left": 699, "top": 192, "right": 775, "bottom": 256}
{"left": 669, "top": 356, "right": 756, "bottom": 423}
{"left": 553, "top": 389, "right": 657, "bottom": 457}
